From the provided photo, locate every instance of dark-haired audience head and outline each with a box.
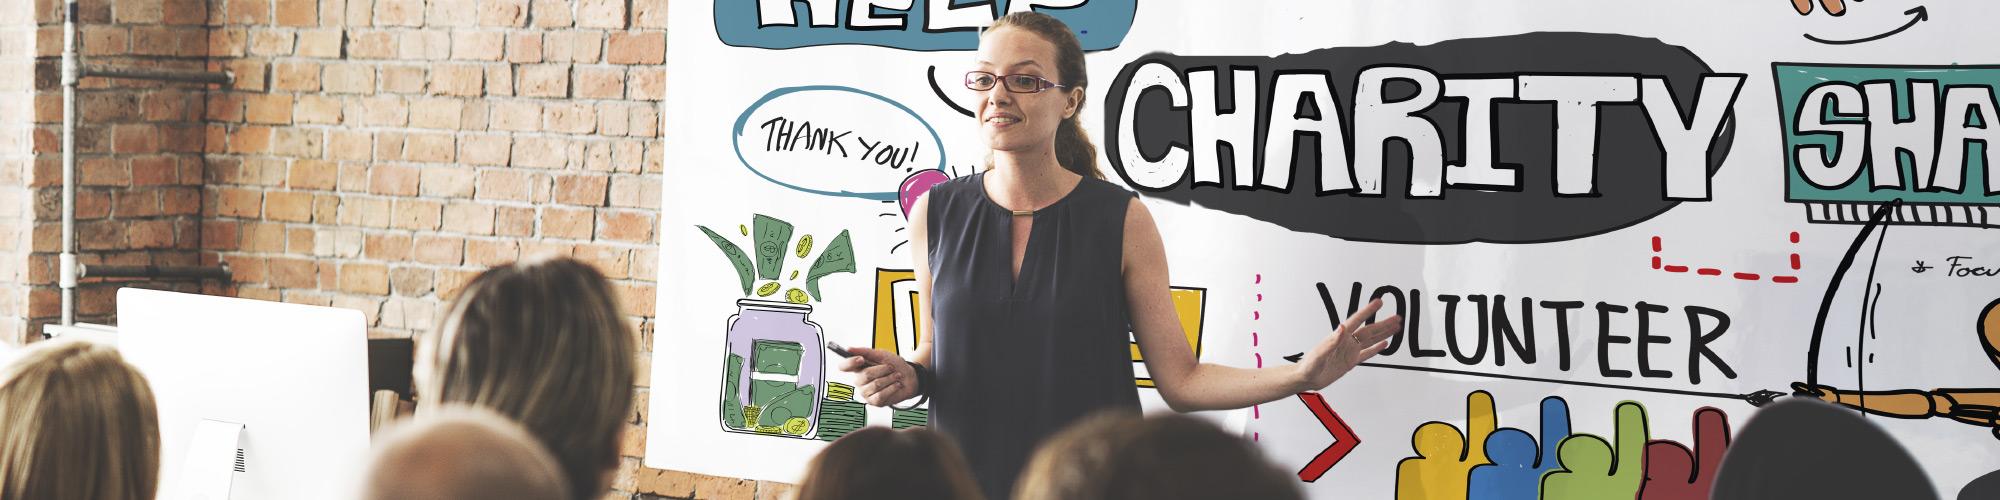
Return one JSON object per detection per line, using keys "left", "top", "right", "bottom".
{"left": 1014, "top": 413, "right": 1301, "bottom": 500}
{"left": 0, "top": 338, "right": 159, "bottom": 500}
{"left": 1711, "top": 398, "right": 1937, "bottom": 500}
{"left": 362, "top": 407, "right": 567, "bottom": 500}
{"left": 796, "top": 427, "right": 984, "bottom": 500}
{"left": 416, "top": 256, "right": 637, "bottom": 500}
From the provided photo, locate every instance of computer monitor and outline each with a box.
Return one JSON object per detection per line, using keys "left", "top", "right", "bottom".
{"left": 117, "top": 288, "right": 370, "bottom": 500}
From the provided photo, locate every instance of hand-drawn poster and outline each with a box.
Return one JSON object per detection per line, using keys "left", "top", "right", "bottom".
{"left": 654, "top": 1, "right": 2000, "bottom": 497}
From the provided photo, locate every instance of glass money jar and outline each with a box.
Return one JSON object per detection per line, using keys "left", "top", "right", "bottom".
{"left": 718, "top": 299, "right": 824, "bottom": 438}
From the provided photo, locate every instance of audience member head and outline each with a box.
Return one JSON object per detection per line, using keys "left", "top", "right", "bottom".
{"left": 362, "top": 406, "right": 568, "bottom": 500}
{"left": 0, "top": 338, "right": 159, "bottom": 500}
{"left": 416, "top": 256, "right": 637, "bottom": 500}
{"left": 1014, "top": 413, "right": 1301, "bottom": 500}
{"left": 795, "top": 427, "right": 984, "bottom": 500}
{"left": 1711, "top": 398, "right": 1936, "bottom": 500}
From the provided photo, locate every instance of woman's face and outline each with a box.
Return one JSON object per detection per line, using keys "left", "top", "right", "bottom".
{"left": 972, "top": 27, "right": 1079, "bottom": 156}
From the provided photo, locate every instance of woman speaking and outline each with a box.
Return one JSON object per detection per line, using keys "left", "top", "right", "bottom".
{"left": 837, "top": 12, "right": 1403, "bottom": 499}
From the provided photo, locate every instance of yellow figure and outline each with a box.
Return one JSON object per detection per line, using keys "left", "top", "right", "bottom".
{"left": 1793, "top": 299, "right": 2000, "bottom": 439}
{"left": 1396, "top": 391, "right": 1496, "bottom": 500}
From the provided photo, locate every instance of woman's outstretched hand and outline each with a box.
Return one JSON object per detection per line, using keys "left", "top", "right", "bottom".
{"left": 1290, "top": 299, "right": 1403, "bottom": 392}
{"left": 836, "top": 346, "right": 921, "bottom": 406}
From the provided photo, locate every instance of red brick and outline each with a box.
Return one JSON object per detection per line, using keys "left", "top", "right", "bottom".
{"left": 632, "top": 0, "right": 666, "bottom": 28}
{"left": 349, "top": 30, "right": 396, "bottom": 59}
{"left": 328, "top": 131, "right": 372, "bottom": 161}
{"left": 531, "top": 0, "right": 573, "bottom": 27}
{"left": 381, "top": 65, "right": 428, "bottom": 93}
{"left": 399, "top": 31, "right": 452, "bottom": 60}
{"left": 271, "top": 128, "right": 325, "bottom": 158}
{"left": 628, "top": 67, "right": 663, "bottom": 101}
{"left": 265, "top": 191, "right": 315, "bottom": 222}
{"left": 577, "top": 0, "right": 624, "bottom": 28}
{"left": 202, "top": 220, "right": 240, "bottom": 249}
{"left": 163, "top": 187, "right": 201, "bottom": 215}
{"left": 275, "top": 0, "right": 318, "bottom": 26}
{"left": 442, "top": 202, "right": 496, "bottom": 235}
{"left": 392, "top": 199, "right": 443, "bottom": 230}
{"left": 479, "top": 0, "right": 528, "bottom": 26}
{"left": 374, "top": 0, "right": 424, "bottom": 26}
{"left": 359, "top": 96, "right": 409, "bottom": 126}
{"left": 474, "top": 170, "right": 534, "bottom": 201}
{"left": 607, "top": 31, "right": 664, "bottom": 65}
{"left": 510, "top": 137, "right": 569, "bottom": 169}
{"left": 460, "top": 135, "right": 511, "bottom": 165}
{"left": 553, "top": 174, "right": 608, "bottom": 206}
{"left": 274, "top": 62, "right": 321, "bottom": 92}
{"left": 298, "top": 29, "right": 344, "bottom": 58}
{"left": 543, "top": 102, "right": 596, "bottom": 134}
{"left": 390, "top": 267, "right": 435, "bottom": 296}
{"left": 608, "top": 175, "right": 659, "bottom": 209}
{"left": 543, "top": 31, "right": 601, "bottom": 63}
{"left": 322, "top": 64, "right": 376, "bottom": 94}
{"left": 228, "top": 0, "right": 273, "bottom": 23}
{"left": 541, "top": 206, "right": 593, "bottom": 239}
{"left": 574, "top": 245, "right": 631, "bottom": 279}
{"left": 495, "top": 206, "right": 535, "bottom": 236}
{"left": 339, "top": 196, "right": 391, "bottom": 227}
{"left": 289, "top": 227, "right": 318, "bottom": 253}
{"left": 206, "top": 94, "right": 245, "bottom": 123}
{"left": 112, "top": 190, "right": 161, "bottom": 218}
{"left": 404, "top": 133, "right": 456, "bottom": 163}
{"left": 288, "top": 160, "right": 337, "bottom": 190}
{"left": 115, "top": 0, "right": 165, "bottom": 24}
{"left": 452, "top": 31, "right": 504, "bottom": 61}
{"left": 243, "top": 222, "right": 287, "bottom": 253}
{"left": 465, "top": 239, "right": 519, "bottom": 266}
{"left": 505, "top": 33, "right": 542, "bottom": 63}
{"left": 575, "top": 67, "right": 624, "bottom": 99}
{"left": 365, "top": 234, "right": 414, "bottom": 261}
{"left": 295, "top": 95, "right": 344, "bottom": 124}
{"left": 216, "top": 188, "right": 263, "bottom": 217}
{"left": 245, "top": 94, "right": 294, "bottom": 125}
{"left": 596, "top": 210, "right": 653, "bottom": 243}
{"left": 426, "top": 64, "right": 482, "bottom": 96}
{"left": 409, "top": 98, "right": 464, "bottom": 129}
{"left": 339, "top": 263, "right": 390, "bottom": 295}
{"left": 269, "top": 258, "right": 320, "bottom": 289}
{"left": 249, "top": 29, "right": 295, "bottom": 56}
{"left": 515, "top": 64, "right": 568, "bottom": 98}
{"left": 413, "top": 235, "right": 464, "bottom": 265}
{"left": 315, "top": 194, "right": 341, "bottom": 222}
{"left": 370, "top": 164, "right": 419, "bottom": 196}
{"left": 165, "top": 0, "right": 209, "bottom": 25}
{"left": 209, "top": 28, "right": 247, "bottom": 57}
{"left": 131, "top": 157, "right": 178, "bottom": 186}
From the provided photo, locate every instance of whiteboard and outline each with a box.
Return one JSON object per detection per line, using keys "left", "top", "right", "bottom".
{"left": 652, "top": 1, "right": 2000, "bottom": 497}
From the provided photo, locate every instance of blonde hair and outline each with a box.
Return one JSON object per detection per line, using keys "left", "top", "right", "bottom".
{"left": 983, "top": 11, "right": 1104, "bottom": 179}
{"left": 418, "top": 256, "right": 637, "bottom": 500}
{"left": 363, "top": 406, "right": 568, "bottom": 500}
{"left": 0, "top": 339, "right": 160, "bottom": 500}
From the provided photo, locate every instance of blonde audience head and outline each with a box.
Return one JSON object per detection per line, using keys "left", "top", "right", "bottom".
{"left": 0, "top": 338, "right": 159, "bottom": 500}
{"left": 796, "top": 427, "right": 985, "bottom": 500}
{"left": 362, "top": 406, "right": 568, "bottom": 500}
{"left": 416, "top": 255, "right": 637, "bottom": 500}
{"left": 1014, "top": 413, "right": 1301, "bottom": 500}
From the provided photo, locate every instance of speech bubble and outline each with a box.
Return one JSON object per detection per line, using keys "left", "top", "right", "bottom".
{"left": 732, "top": 86, "right": 947, "bottom": 201}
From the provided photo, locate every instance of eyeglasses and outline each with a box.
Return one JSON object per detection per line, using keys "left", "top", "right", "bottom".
{"left": 964, "top": 71, "right": 1068, "bottom": 94}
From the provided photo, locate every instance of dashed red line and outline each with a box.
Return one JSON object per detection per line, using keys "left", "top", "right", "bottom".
{"left": 1652, "top": 233, "right": 1803, "bottom": 284}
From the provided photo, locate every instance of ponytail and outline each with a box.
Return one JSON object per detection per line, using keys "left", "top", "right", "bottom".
{"left": 1055, "top": 110, "right": 1103, "bottom": 179}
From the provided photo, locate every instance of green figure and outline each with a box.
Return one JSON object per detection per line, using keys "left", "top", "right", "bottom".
{"left": 1541, "top": 401, "right": 1648, "bottom": 500}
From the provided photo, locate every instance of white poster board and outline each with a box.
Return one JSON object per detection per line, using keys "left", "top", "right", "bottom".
{"left": 653, "top": 1, "right": 2000, "bottom": 497}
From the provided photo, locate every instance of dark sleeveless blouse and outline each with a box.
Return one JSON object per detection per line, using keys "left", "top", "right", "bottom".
{"left": 924, "top": 172, "right": 1142, "bottom": 500}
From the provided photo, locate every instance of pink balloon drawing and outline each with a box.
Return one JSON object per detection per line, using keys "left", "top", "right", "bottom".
{"left": 899, "top": 169, "right": 951, "bottom": 219}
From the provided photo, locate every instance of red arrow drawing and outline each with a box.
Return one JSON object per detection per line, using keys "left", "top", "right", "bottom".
{"left": 1297, "top": 392, "right": 1361, "bottom": 482}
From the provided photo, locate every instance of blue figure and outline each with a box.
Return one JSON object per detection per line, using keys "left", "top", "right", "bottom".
{"left": 1468, "top": 396, "right": 1572, "bottom": 500}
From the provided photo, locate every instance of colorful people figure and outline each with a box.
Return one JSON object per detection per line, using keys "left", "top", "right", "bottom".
{"left": 1639, "top": 407, "right": 1730, "bottom": 500}
{"left": 1542, "top": 401, "right": 1648, "bottom": 500}
{"left": 1468, "top": 396, "right": 1573, "bottom": 500}
{"left": 1396, "top": 391, "right": 1495, "bottom": 500}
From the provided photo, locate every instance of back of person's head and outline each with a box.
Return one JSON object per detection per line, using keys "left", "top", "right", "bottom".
{"left": 0, "top": 338, "right": 159, "bottom": 500}
{"left": 1014, "top": 413, "right": 1301, "bottom": 500}
{"left": 1711, "top": 398, "right": 1936, "bottom": 500}
{"left": 362, "top": 406, "right": 568, "bottom": 500}
{"left": 417, "top": 255, "right": 637, "bottom": 500}
{"left": 795, "top": 427, "right": 984, "bottom": 500}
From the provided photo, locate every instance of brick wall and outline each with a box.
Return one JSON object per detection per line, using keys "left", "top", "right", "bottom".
{"left": 0, "top": 0, "right": 795, "bottom": 497}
